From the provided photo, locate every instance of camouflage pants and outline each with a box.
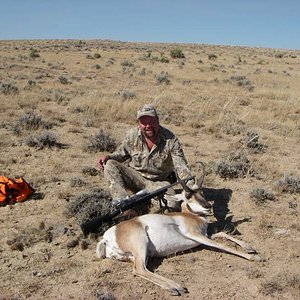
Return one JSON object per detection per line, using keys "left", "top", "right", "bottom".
{"left": 103, "top": 159, "right": 180, "bottom": 211}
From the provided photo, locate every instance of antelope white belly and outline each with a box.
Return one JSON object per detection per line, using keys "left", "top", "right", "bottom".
{"left": 139, "top": 214, "right": 200, "bottom": 257}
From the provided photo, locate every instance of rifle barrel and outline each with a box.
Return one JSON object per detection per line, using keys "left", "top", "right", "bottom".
{"left": 80, "top": 175, "right": 194, "bottom": 235}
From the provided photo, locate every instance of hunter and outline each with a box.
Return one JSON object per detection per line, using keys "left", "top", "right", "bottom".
{"left": 96, "top": 104, "right": 198, "bottom": 211}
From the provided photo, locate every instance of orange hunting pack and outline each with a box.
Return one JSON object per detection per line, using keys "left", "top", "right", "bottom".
{"left": 0, "top": 176, "right": 35, "bottom": 205}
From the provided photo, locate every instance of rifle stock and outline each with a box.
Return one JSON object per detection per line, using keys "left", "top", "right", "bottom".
{"left": 80, "top": 175, "right": 194, "bottom": 235}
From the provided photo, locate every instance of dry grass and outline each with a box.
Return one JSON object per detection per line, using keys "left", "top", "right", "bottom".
{"left": 0, "top": 39, "right": 299, "bottom": 299}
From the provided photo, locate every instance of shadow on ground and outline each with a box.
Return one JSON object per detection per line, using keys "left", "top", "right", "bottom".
{"left": 203, "top": 187, "right": 251, "bottom": 235}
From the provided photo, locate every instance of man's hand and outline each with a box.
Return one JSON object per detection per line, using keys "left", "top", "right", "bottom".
{"left": 96, "top": 156, "right": 110, "bottom": 171}
{"left": 186, "top": 180, "right": 199, "bottom": 191}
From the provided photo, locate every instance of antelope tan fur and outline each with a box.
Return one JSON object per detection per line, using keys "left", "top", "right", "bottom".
{"left": 96, "top": 175, "right": 263, "bottom": 295}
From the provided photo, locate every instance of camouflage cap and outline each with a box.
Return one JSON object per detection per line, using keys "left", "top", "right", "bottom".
{"left": 137, "top": 104, "right": 158, "bottom": 119}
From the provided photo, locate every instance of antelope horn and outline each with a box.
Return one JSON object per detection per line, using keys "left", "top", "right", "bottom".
{"left": 175, "top": 172, "right": 193, "bottom": 193}
{"left": 196, "top": 161, "right": 205, "bottom": 187}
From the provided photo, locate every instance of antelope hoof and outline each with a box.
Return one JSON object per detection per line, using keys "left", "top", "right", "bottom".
{"left": 250, "top": 254, "right": 266, "bottom": 262}
{"left": 255, "top": 255, "right": 266, "bottom": 262}
{"left": 181, "top": 287, "right": 189, "bottom": 294}
{"left": 170, "top": 288, "right": 180, "bottom": 296}
{"left": 245, "top": 246, "right": 257, "bottom": 254}
{"left": 170, "top": 287, "right": 188, "bottom": 296}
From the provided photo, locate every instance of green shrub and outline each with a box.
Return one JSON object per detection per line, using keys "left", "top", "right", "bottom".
{"left": 208, "top": 53, "right": 217, "bottom": 60}
{"left": 93, "top": 53, "right": 101, "bottom": 59}
{"left": 151, "top": 55, "right": 169, "bottom": 63}
{"left": 29, "top": 48, "right": 40, "bottom": 59}
{"left": 170, "top": 48, "right": 185, "bottom": 59}
{"left": 159, "top": 56, "right": 169, "bottom": 63}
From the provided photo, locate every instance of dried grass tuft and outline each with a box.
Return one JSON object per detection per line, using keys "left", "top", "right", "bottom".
{"left": 94, "top": 290, "right": 116, "bottom": 300}
{"left": 25, "top": 131, "right": 62, "bottom": 149}
{"left": 70, "top": 177, "right": 86, "bottom": 187}
{"left": 155, "top": 72, "right": 170, "bottom": 84}
{"left": 13, "top": 111, "right": 47, "bottom": 135}
{"left": 85, "top": 130, "right": 117, "bottom": 153}
{"left": 65, "top": 188, "right": 113, "bottom": 234}
{"left": 250, "top": 187, "right": 275, "bottom": 204}
{"left": 1, "top": 82, "right": 19, "bottom": 94}
{"left": 82, "top": 166, "right": 99, "bottom": 176}
{"left": 276, "top": 175, "right": 300, "bottom": 194}
{"left": 215, "top": 151, "right": 252, "bottom": 179}
{"left": 240, "top": 130, "right": 267, "bottom": 154}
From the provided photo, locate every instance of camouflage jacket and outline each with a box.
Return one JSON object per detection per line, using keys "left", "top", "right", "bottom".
{"left": 108, "top": 126, "right": 193, "bottom": 182}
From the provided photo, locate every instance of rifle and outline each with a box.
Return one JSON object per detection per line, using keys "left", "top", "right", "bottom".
{"left": 80, "top": 175, "right": 194, "bottom": 235}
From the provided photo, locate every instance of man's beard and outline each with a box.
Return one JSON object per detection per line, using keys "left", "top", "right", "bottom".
{"left": 142, "top": 128, "right": 156, "bottom": 139}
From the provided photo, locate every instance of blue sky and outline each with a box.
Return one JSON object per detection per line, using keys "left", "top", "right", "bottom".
{"left": 0, "top": 0, "right": 299, "bottom": 50}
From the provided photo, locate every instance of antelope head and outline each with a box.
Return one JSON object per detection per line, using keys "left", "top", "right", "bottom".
{"left": 176, "top": 163, "right": 211, "bottom": 216}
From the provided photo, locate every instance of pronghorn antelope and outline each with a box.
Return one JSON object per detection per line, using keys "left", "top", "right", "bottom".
{"left": 96, "top": 175, "right": 263, "bottom": 295}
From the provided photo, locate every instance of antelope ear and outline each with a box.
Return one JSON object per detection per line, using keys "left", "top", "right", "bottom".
{"left": 189, "top": 183, "right": 200, "bottom": 191}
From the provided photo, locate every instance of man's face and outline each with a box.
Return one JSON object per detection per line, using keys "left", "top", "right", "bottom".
{"left": 138, "top": 116, "right": 160, "bottom": 139}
